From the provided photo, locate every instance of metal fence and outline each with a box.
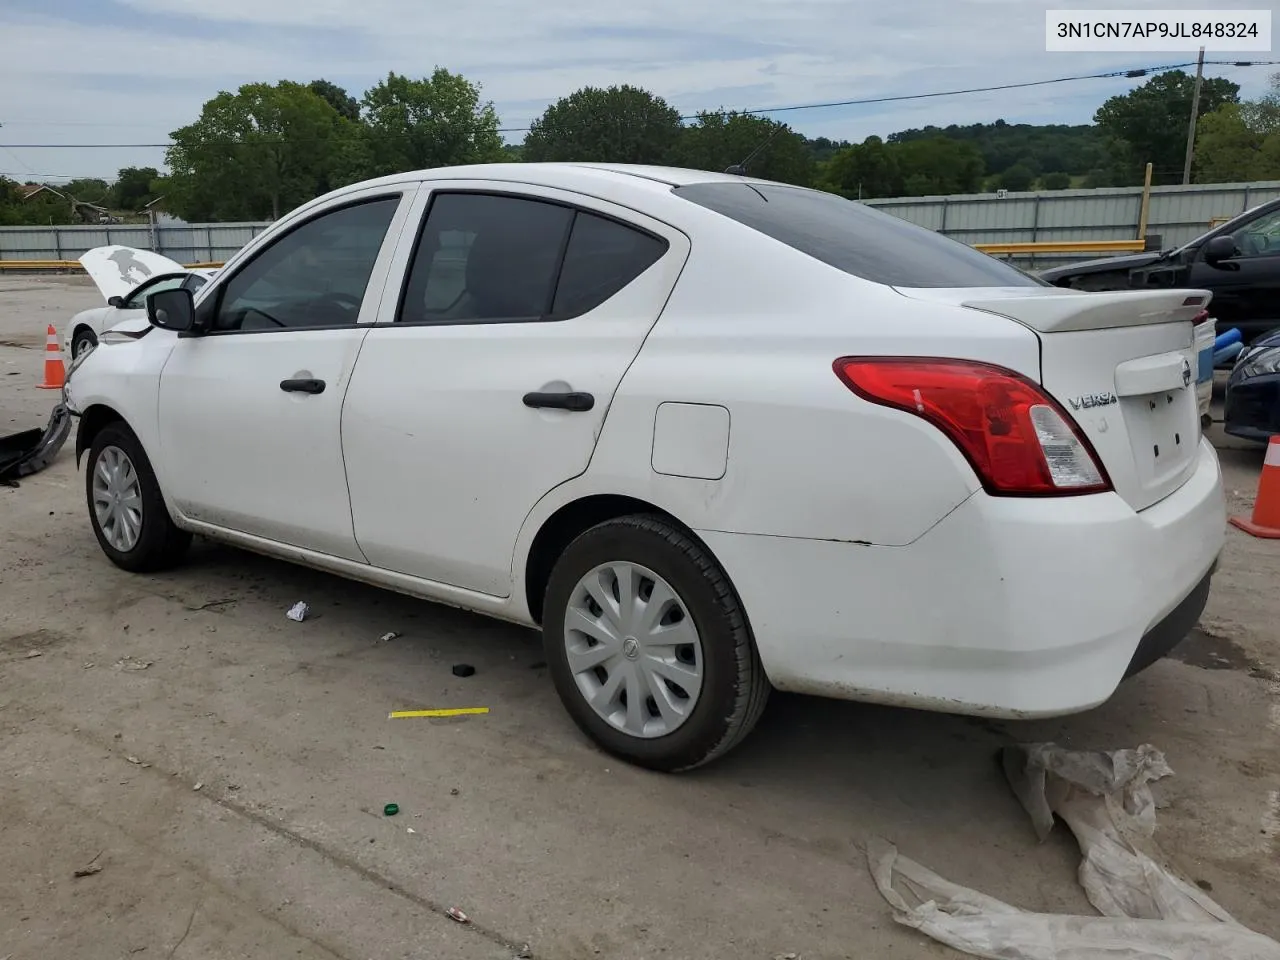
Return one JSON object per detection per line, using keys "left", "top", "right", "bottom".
{"left": 864, "top": 180, "right": 1280, "bottom": 269}
{"left": 1, "top": 179, "right": 1278, "bottom": 268}
{"left": 0, "top": 222, "right": 270, "bottom": 263}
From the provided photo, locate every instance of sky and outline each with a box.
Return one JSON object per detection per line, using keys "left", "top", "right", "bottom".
{"left": 0, "top": 0, "right": 1275, "bottom": 183}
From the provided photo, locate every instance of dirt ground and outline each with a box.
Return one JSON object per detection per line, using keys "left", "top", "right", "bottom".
{"left": 2, "top": 275, "right": 1279, "bottom": 960}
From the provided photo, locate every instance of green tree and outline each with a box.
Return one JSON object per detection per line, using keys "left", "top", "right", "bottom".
{"left": 1041, "top": 171, "right": 1071, "bottom": 190}
{"left": 1195, "top": 104, "right": 1263, "bottom": 181}
{"left": 522, "top": 85, "right": 683, "bottom": 164}
{"left": 894, "top": 137, "right": 985, "bottom": 195}
{"left": 670, "top": 111, "right": 812, "bottom": 185}
{"left": 997, "top": 163, "right": 1034, "bottom": 192}
{"left": 1094, "top": 70, "right": 1240, "bottom": 184}
{"left": 60, "top": 178, "right": 112, "bottom": 204}
{"left": 816, "top": 136, "right": 902, "bottom": 199}
{"left": 804, "top": 136, "right": 853, "bottom": 165}
{"left": 360, "top": 69, "right": 504, "bottom": 177}
{"left": 166, "top": 80, "right": 354, "bottom": 221}
{"left": 309, "top": 79, "right": 361, "bottom": 122}
{"left": 0, "top": 178, "right": 75, "bottom": 225}
{"left": 114, "top": 166, "right": 160, "bottom": 209}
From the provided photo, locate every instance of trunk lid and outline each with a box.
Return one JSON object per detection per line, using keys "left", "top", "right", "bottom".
{"left": 893, "top": 285, "right": 1211, "bottom": 512}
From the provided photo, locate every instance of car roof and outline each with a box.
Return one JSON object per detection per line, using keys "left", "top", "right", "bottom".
{"left": 302, "top": 162, "right": 780, "bottom": 216}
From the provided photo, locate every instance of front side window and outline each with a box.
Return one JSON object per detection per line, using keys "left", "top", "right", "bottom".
{"left": 184, "top": 273, "right": 210, "bottom": 294}
{"left": 123, "top": 274, "right": 187, "bottom": 310}
{"left": 213, "top": 196, "right": 400, "bottom": 332}
{"left": 398, "top": 192, "right": 669, "bottom": 325}
{"left": 673, "top": 182, "right": 1046, "bottom": 289}
{"left": 1229, "top": 208, "right": 1280, "bottom": 258}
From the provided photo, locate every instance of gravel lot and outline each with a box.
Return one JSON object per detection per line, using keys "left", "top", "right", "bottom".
{"left": 2, "top": 275, "right": 1279, "bottom": 960}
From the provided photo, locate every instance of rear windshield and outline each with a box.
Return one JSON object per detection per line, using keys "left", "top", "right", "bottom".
{"left": 673, "top": 182, "right": 1046, "bottom": 289}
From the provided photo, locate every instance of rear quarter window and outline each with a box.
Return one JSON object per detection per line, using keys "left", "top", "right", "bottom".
{"left": 673, "top": 182, "right": 1046, "bottom": 289}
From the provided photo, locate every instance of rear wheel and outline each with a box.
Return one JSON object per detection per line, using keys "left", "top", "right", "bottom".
{"left": 542, "top": 515, "right": 770, "bottom": 772}
{"left": 86, "top": 422, "right": 191, "bottom": 572}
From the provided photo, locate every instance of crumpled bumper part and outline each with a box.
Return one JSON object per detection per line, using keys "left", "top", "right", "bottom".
{"left": 0, "top": 403, "right": 72, "bottom": 486}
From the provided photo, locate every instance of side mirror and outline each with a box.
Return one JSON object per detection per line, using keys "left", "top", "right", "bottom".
{"left": 1204, "top": 235, "right": 1238, "bottom": 266}
{"left": 107, "top": 295, "right": 125, "bottom": 308}
{"left": 147, "top": 287, "right": 195, "bottom": 332}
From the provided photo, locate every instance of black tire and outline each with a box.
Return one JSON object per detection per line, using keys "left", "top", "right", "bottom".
{"left": 542, "top": 514, "right": 770, "bottom": 772}
{"left": 71, "top": 327, "right": 97, "bottom": 360}
{"left": 86, "top": 421, "right": 191, "bottom": 572}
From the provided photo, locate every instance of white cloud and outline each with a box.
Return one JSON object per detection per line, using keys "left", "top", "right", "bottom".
{"left": 0, "top": 0, "right": 1272, "bottom": 181}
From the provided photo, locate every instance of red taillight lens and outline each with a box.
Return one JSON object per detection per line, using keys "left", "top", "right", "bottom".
{"left": 833, "top": 357, "right": 1112, "bottom": 497}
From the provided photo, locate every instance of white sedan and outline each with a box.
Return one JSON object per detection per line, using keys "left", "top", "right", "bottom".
{"left": 61, "top": 163, "right": 1226, "bottom": 771}
{"left": 64, "top": 245, "right": 217, "bottom": 359}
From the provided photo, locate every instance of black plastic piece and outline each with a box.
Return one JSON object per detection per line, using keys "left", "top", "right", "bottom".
{"left": 280, "top": 378, "right": 326, "bottom": 395}
{"left": 0, "top": 403, "right": 72, "bottom": 487}
{"left": 1123, "top": 564, "right": 1215, "bottom": 679}
{"left": 522, "top": 391, "right": 594, "bottom": 412}
{"left": 452, "top": 664, "right": 476, "bottom": 678}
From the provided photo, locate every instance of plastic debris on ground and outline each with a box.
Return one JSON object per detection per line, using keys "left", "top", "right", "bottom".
{"left": 114, "top": 656, "right": 153, "bottom": 671}
{"left": 446, "top": 907, "right": 469, "bottom": 923}
{"left": 383, "top": 803, "right": 399, "bottom": 816}
{"left": 452, "top": 663, "right": 476, "bottom": 678}
{"left": 868, "top": 742, "right": 1280, "bottom": 960}
{"left": 378, "top": 631, "right": 400, "bottom": 643}
{"left": 0, "top": 403, "right": 71, "bottom": 487}
{"left": 286, "top": 602, "right": 309, "bottom": 622}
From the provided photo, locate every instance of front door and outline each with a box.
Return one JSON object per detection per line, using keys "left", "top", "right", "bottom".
{"left": 342, "top": 183, "right": 689, "bottom": 596}
{"left": 1188, "top": 205, "right": 1280, "bottom": 340}
{"left": 156, "top": 188, "right": 414, "bottom": 559}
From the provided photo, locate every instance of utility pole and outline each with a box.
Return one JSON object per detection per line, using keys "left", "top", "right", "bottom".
{"left": 1182, "top": 46, "right": 1205, "bottom": 185}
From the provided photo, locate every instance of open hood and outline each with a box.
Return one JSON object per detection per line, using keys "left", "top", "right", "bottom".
{"left": 78, "top": 245, "right": 186, "bottom": 302}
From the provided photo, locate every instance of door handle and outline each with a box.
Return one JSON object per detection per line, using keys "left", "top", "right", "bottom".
{"left": 523, "top": 391, "right": 594, "bottom": 412}
{"left": 280, "top": 378, "right": 326, "bottom": 395}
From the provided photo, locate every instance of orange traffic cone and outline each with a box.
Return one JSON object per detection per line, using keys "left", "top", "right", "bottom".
{"left": 36, "top": 324, "right": 65, "bottom": 390}
{"left": 1229, "top": 435, "right": 1280, "bottom": 539}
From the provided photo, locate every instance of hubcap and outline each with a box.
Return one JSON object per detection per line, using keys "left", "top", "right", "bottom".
{"left": 563, "top": 562, "right": 704, "bottom": 739}
{"left": 92, "top": 445, "right": 143, "bottom": 552}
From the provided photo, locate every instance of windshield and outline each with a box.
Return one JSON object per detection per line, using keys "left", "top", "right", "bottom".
{"left": 673, "top": 181, "right": 1047, "bottom": 288}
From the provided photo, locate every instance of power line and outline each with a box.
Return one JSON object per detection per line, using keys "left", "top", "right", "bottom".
{"left": 4, "top": 59, "right": 1277, "bottom": 150}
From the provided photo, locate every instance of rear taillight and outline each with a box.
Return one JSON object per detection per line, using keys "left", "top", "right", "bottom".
{"left": 833, "top": 357, "right": 1112, "bottom": 497}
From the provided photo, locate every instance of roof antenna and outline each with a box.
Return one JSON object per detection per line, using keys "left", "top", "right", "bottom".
{"left": 723, "top": 117, "right": 789, "bottom": 176}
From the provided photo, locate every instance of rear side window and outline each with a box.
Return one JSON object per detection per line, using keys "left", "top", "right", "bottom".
{"left": 673, "top": 182, "right": 1045, "bottom": 289}
{"left": 398, "top": 192, "right": 668, "bottom": 325}
{"left": 553, "top": 212, "right": 668, "bottom": 316}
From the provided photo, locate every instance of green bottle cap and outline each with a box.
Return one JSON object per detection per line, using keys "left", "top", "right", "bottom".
{"left": 383, "top": 803, "right": 399, "bottom": 816}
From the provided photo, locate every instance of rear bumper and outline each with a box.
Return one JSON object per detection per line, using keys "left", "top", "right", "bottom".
{"left": 699, "top": 438, "right": 1226, "bottom": 718}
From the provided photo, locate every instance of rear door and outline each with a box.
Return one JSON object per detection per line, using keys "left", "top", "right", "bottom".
{"left": 341, "top": 182, "right": 690, "bottom": 597}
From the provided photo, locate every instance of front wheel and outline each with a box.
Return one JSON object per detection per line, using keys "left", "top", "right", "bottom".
{"left": 542, "top": 515, "right": 770, "bottom": 772}
{"left": 71, "top": 327, "right": 97, "bottom": 360}
{"left": 86, "top": 422, "right": 191, "bottom": 572}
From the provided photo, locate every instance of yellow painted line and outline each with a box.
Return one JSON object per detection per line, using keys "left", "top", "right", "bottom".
{"left": 388, "top": 707, "right": 490, "bottom": 719}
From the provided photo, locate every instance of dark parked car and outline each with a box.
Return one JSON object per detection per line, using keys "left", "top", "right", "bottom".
{"left": 1224, "top": 326, "right": 1280, "bottom": 441}
{"left": 1039, "top": 197, "right": 1280, "bottom": 345}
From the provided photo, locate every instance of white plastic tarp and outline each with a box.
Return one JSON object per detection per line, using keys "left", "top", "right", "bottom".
{"left": 869, "top": 743, "right": 1280, "bottom": 960}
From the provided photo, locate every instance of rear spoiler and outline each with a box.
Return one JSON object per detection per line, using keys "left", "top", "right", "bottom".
{"left": 961, "top": 289, "right": 1213, "bottom": 335}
